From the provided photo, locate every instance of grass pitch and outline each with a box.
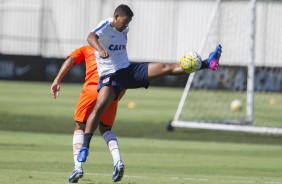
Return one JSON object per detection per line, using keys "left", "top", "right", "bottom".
{"left": 0, "top": 80, "right": 282, "bottom": 183}
{"left": 0, "top": 80, "right": 282, "bottom": 145}
{"left": 1, "top": 130, "right": 282, "bottom": 184}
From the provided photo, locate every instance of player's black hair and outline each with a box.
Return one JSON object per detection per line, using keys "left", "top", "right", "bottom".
{"left": 114, "top": 4, "right": 134, "bottom": 17}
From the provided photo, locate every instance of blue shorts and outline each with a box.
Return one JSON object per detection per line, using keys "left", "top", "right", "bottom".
{"left": 98, "top": 63, "right": 150, "bottom": 96}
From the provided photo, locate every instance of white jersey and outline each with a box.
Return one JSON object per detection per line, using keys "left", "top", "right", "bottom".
{"left": 92, "top": 18, "right": 130, "bottom": 77}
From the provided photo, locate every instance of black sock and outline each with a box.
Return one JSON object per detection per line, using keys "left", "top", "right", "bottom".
{"left": 82, "top": 133, "right": 93, "bottom": 148}
{"left": 200, "top": 60, "right": 209, "bottom": 70}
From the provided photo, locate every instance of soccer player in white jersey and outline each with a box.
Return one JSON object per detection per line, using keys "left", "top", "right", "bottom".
{"left": 92, "top": 17, "right": 130, "bottom": 77}
{"left": 78, "top": 4, "right": 222, "bottom": 182}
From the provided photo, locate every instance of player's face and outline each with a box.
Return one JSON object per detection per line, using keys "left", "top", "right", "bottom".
{"left": 114, "top": 15, "right": 132, "bottom": 32}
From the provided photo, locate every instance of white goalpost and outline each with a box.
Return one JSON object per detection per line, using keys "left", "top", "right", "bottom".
{"left": 170, "top": 0, "right": 282, "bottom": 135}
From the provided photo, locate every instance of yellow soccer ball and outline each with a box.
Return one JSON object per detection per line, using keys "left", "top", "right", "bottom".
{"left": 230, "top": 99, "right": 243, "bottom": 112}
{"left": 179, "top": 51, "right": 202, "bottom": 73}
{"left": 127, "top": 101, "right": 136, "bottom": 109}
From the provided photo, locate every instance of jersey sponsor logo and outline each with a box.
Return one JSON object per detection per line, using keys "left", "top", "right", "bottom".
{"left": 109, "top": 45, "right": 126, "bottom": 51}
{"left": 102, "top": 77, "right": 110, "bottom": 84}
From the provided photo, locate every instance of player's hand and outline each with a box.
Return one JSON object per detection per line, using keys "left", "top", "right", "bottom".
{"left": 50, "top": 82, "right": 60, "bottom": 99}
{"left": 99, "top": 49, "right": 109, "bottom": 59}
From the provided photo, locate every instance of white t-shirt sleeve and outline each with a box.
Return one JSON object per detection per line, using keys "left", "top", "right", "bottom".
{"left": 91, "top": 18, "right": 113, "bottom": 36}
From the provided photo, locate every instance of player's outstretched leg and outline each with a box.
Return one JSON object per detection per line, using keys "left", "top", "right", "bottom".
{"left": 208, "top": 44, "right": 222, "bottom": 70}
{"left": 112, "top": 160, "right": 125, "bottom": 182}
{"left": 68, "top": 168, "right": 84, "bottom": 183}
{"left": 77, "top": 146, "right": 89, "bottom": 162}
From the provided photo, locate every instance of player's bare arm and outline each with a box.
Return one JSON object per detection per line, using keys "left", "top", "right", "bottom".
{"left": 87, "top": 32, "right": 108, "bottom": 58}
{"left": 50, "top": 56, "right": 76, "bottom": 98}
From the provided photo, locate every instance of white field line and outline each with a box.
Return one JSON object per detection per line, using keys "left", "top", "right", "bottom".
{"left": 2, "top": 169, "right": 282, "bottom": 184}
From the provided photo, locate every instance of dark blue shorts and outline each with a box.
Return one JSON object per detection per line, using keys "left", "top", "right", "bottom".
{"left": 98, "top": 63, "right": 150, "bottom": 96}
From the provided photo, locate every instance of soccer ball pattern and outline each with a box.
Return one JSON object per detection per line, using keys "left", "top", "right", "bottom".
{"left": 179, "top": 51, "right": 202, "bottom": 73}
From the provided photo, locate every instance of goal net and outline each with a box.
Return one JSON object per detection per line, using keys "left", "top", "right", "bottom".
{"left": 170, "top": 0, "right": 282, "bottom": 134}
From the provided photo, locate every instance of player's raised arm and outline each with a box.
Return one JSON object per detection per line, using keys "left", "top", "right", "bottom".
{"left": 50, "top": 56, "right": 75, "bottom": 99}
{"left": 87, "top": 32, "right": 108, "bottom": 58}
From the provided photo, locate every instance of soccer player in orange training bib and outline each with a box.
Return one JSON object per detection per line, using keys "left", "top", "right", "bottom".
{"left": 78, "top": 4, "right": 222, "bottom": 183}
{"left": 50, "top": 45, "right": 124, "bottom": 183}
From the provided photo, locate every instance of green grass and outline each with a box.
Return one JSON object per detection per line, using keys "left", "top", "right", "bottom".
{"left": 1, "top": 130, "right": 282, "bottom": 184}
{"left": 1, "top": 80, "right": 282, "bottom": 183}
{"left": 1, "top": 80, "right": 281, "bottom": 127}
{"left": 181, "top": 89, "right": 282, "bottom": 127}
{"left": 1, "top": 80, "right": 282, "bottom": 145}
{"left": 0, "top": 80, "right": 182, "bottom": 124}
